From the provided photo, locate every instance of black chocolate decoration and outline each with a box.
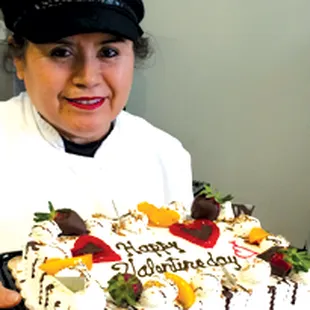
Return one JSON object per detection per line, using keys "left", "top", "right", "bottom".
{"left": 232, "top": 204, "right": 255, "bottom": 217}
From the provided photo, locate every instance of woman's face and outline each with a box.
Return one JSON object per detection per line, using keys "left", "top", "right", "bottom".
{"left": 14, "top": 33, "right": 135, "bottom": 143}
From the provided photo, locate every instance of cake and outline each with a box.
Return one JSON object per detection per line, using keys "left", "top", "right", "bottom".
{"left": 10, "top": 185, "right": 310, "bottom": 309}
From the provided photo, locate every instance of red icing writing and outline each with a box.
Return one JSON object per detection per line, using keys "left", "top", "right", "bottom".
{"left": 230, "top": 240, "right": 258, "bottom": 259}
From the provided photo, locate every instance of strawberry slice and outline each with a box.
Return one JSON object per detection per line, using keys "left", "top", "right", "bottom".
{"left": 71, "top": 235, "right": 121, "bottom": 263}
{"left": 169, "top": 219, "right": 220, "bottom": 248}
{"left": 270, "top": 252, "right": 292, "bottom": 276}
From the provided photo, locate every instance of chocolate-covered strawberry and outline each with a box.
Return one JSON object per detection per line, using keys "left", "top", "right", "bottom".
{"left": 258, "top": 246, "right": 310, "bottom": 277}
{"left": 34, "top": 201, "right": 88, "bottom": 236}
{"left": 191, "top": 185, "right": 233, "bottom": 221}
{"left": 108, "top": 273, "right": 143, "bottom": 307}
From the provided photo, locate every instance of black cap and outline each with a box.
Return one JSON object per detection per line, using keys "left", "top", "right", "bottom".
{"left": 1, "top": 0, "right": 145, "bottom": 43}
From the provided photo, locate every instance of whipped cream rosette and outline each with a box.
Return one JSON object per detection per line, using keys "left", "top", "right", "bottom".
{"left": 259, "top": 234, "right": 290, "bottom": 252}
{"left": 188, "top": 268, "right": 225, "bottom": 309}
{"left": 29, "top": 220, "right": 62, "bottom": 243}
{"left": 113, "top": 209, "right": 149, "bottom": 235}
{"left": 218, "top": 201, "right": 235, "bottom": 222}
{"left": 70, "top": 280, "right": 107, "bottom": 310}
{"left": 86, "top": 214, "right": 113, "bottom": 239}
{"left": 190, "top": 268, "right": 223, "bottom": 298}
{"left": 165, "top": 201, "right": 188, "bottom": 220}
{"left": 232, "top": 214, "right": 261, "bottom": 238}
{"left": 52, "top": 262, "right": 107, "bottom": 310}
{"left": 290, "top": 270, "right": 310, "bottom": 285}
{"left": 138, "top": 275, "right": 179, "bottom": 308}
{"left": 237, "top": 258, "right": 271, "bottom": 289}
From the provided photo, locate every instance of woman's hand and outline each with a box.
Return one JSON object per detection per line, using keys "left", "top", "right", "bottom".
{"left": 0, "top": 282, "right": 21, "bottom": 308}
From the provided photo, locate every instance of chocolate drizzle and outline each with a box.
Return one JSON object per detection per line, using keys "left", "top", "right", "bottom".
{"left": 38, "top": 273, "right": 47, "bottom": 305}
{"left": 32, "top": 224, "right": 52, "bottom": 235}
{"left": 24, "top": 241, "right": 41, "bottom": 259}
{"left": 44, "top": 284, "right": 55, "bottom": 308}
{"left": 268, "top": 286, "right": 276, "bottom": 310}
{"left": 223, "top": 288, "right": 233, "bottom": 310}
{"left": 291, "top": 282, "right": 298, "bottom": 305}
{"left": 31, "top": 258, "right": 39, "bottom": 278}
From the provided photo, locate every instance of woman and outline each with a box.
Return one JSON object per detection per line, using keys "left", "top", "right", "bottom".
{"left": 0, "top": 0, "right": 193, "bottom": 307}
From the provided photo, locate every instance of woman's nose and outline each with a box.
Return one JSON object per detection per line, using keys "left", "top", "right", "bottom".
{"left": 71, "top": 56, "right": 102, "bottom": 89}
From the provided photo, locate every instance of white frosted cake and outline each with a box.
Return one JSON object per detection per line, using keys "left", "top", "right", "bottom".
{"left": 10, "top": 185, "right": 310, "bottom": 309}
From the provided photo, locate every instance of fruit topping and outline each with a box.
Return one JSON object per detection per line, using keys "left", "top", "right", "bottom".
{"left": 248, "top": 227, "right": 270, "bottom": 244}
{"left": 138, "top": 202, "right": 180, "bottom": 227}
{"left": 164, "top": 272, "right": 196, "bottom": 308}
{"left": 107, "top": 273, "right": 143, "bottom": 307}
{"left": 169, "top": 219, "right": 220, "bottom": 248}
{"left": 39, "top": 254, "right": 92, "bottom": 275}
{"left": 34, "top": 201, "right": 88, "bottom": 236}
{"left": 71, "top": 235, "right": 121, "bottom": 263}
{"left": 258, "top": 246, "right": 310, "bottom": 277}
{"left": 191, "top": 185, "right": 233, "bottom": 221}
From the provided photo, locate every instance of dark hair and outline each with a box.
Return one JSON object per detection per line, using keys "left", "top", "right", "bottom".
{"left": 4, "top": 33, "right": 153, "bottom": 72}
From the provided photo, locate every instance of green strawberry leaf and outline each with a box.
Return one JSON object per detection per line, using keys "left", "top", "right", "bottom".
{"left": 33, "top": 201, "right": 57, "bottom": 222}
{"left": 281, "top": 248, "right": 310, "bottom": 273}
{"left": 199, "top": 184, "right": 234, "bottom": 204}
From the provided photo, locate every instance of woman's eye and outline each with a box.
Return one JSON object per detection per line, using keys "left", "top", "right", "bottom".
{"left": 50, "top": 48, "right": 72, "bottom": 58}
{"left": 100, "top": 47, "right": 119, "bottom": 58}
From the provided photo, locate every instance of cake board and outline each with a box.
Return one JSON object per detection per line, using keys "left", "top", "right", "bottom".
{"left": 0, "top": 251, "right": 26, "bottom": 310}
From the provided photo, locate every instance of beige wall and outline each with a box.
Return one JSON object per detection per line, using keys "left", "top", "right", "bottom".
{"left": 128, "top": 0, "right": 310, "bottom": 246}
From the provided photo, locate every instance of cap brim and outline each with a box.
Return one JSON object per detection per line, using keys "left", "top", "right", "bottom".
{"left": 16, "top": 4, "right": 143, "bottom": 43}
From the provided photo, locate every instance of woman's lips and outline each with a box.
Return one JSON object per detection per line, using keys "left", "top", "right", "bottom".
{"left": 65, "top": 97, "right": 106, "bottom": 111}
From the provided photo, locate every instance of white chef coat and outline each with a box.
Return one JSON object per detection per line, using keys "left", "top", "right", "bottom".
{"left": 0, "top": 92, "right": 193, "bottom": 252}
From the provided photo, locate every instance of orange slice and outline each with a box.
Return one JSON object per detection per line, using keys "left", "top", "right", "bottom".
{"left": 138, "top": 202, "right": 180, "bottom": 227}
{"left": 39, "top": 254, "right": 93, "bottom": 275}
{"left": 149, "top": 208, "right": 180, "bottom": 227}
{"left": 165, "top": 273, "right": 196, "bottom": 308}
{"left": 248, "top": 227, "right": 270, "bottom": 244}
{"left": 137, "top": 202, "right": 157, "bottom": 214}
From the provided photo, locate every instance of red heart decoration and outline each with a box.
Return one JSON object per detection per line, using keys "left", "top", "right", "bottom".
{"left": 169, "top": 219, "right": 220, "bottom": 248}
{"left": 71, "top": 235, "right": 121, "bottom": 263}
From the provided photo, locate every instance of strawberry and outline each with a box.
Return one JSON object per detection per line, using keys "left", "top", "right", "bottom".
{"left": 71, "top": 235, "right": 121, "bottom": 263}
{"left": 34, "top": 201, "right": 88, "bottom": 236}
{"left": 191, "top": 185, "right": 233, "bottom": 221}
{"left": 108, "top": 273, "right": 143, "bottom": 307}
{"left": 270, "top": 252, "right": 292, "bottom": 277}
{"left": 257, "top": 247, "right": 310, "bottom": 277}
